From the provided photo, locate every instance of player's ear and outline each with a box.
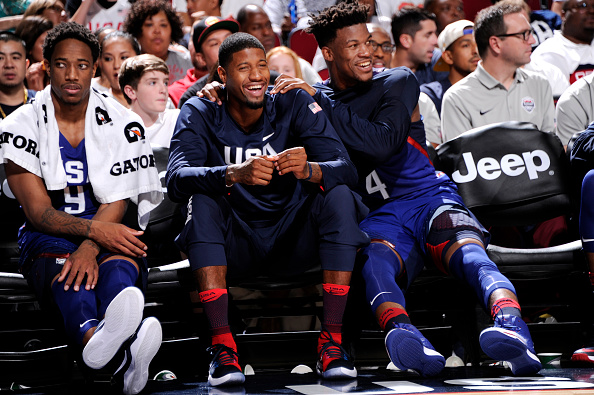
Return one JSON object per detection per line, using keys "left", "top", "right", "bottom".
{"left": 217, "top": 65, "right": 227, "bottom": 84}
{"left": 124, "top": 85, "right": 137, "bottom": 101}
{"left": 321, "top": 46, "right": 333, "bottom": 62}
{"left": 43, "top": 59, "right": 50, "bottom": 76}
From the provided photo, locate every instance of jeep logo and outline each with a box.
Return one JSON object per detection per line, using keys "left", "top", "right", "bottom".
{"left": 452, "top": 150, "right": 551, "bottom": 183}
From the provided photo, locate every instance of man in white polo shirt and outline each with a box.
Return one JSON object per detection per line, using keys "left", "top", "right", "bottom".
{"left": 441, "top": 2, "right": 554, "bottom": 141}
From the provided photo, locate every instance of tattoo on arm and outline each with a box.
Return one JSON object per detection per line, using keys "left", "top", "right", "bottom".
{"left": 39, "top": 207, "right": 92, "bottom": 238}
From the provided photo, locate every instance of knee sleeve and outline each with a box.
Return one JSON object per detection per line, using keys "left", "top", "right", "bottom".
{"left": 580, "top": 170, "right": 594, "bottom": 253}
{"left": 360, "top": 242, "right": 406, "bottom": 313}
{"left": 51, "top": 279, "right": 99, "bottom": 346}
{"left": 448, "top": 243, "right": 516, "bottom": 309}
{"left": 426, "top": 208, "right": 485, "bottom": 274}
{"left": 96, "top": 259, "right": 139, "bottom": 318}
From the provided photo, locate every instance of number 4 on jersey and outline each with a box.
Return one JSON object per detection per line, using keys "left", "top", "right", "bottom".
{"left": 366, "top": 170, "right": 389, "bottom": 199}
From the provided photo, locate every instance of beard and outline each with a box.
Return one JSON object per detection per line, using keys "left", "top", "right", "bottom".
{"left": 243, "top": 94, "right": 266, "bottom": 109}
{"left": 0, "top": 80, "right": 22, "bottom": 90}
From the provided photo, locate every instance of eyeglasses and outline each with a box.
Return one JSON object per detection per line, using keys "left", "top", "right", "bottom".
{"left": 570, "top": 1, "right": 594, "bottom": 13}
{"left": 369, "top": 40, "right": 395, "bottom": 53}
{"left": 496, "top": 29, "right": 533, "bottom": 42}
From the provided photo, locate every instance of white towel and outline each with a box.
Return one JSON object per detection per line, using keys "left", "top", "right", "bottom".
{"left": 0, "top": 86, "right": 163, "bottom": 229}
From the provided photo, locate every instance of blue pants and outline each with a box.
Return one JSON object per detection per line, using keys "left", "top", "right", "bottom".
{"left": 176, "top": 185, "right": 370, "bottom": 278}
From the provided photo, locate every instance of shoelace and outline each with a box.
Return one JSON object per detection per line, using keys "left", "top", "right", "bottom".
{"left": 207, "top": 344, "right": 239, "bottom": 366}
{"left": 319, "top": 328, "right": 351, "bottom": 362}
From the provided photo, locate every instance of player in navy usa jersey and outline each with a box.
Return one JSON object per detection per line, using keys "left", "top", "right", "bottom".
{"left": 166, "top": 32, "right": 369, "bottom": 386}
{"left": 267, "top": 2, "right": 542, "bottom": 377}
{"left": 1, "top": 23, "right": 162, "bottom": 394}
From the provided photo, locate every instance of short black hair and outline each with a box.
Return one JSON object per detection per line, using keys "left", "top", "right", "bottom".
{"left": 102, "top": 31, "right": 141, "bottom": 56}
{"left": 306, "top": 1, "right": 369, "bottom": 48}
{"left": 391, "top": 7, "right": 436, "bottom": 48}
{"left": 42, "top": 21, "right": 100, "bottom": 63}
{"left": 123, "top": 0, "right": 184, "bottom": 44}
{"left": 218, "top": 32, "right": 264, "bottom": 69}
{"left": 0, "top": 31, "right": 26, "bottom": 52}
{"left": 474, "top": 2, "right": 522, "bottom": 58}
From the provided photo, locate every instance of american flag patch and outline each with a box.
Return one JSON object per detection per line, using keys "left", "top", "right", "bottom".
{"left": 308, "top": 102, "right": 322, "bottom": 114}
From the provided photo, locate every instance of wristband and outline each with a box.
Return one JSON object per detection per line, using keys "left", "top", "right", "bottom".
{"left": 589, "top": 272, "right": 594, "bottom": 286}
{"left": 304, "top": 162, "right": 313, "bottom": 181}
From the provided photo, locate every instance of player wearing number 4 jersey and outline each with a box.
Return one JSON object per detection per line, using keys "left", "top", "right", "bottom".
{"left": 269, "top": 1, "right": 542, "bottom": 377}
{"left": 0, "top": 23, "right": 163, "bottom": 394}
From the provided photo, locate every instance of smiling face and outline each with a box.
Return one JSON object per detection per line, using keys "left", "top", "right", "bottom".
{"left": 138, "top": 11, "right": 172, "bottom": 59}
{"left": 99, "top": 37, "right": 137, "bottom": 92}
{"left": 219, "top": 47, "right": 269, "bottom": 110}
{"left": 325, "top": 23, "right": 373, "bottom": 91}
{"left": 369, "top": 25, "right": 392, "bottom": 69}
{"left": 45, "top": 38, "right": 97, "bottom": 107}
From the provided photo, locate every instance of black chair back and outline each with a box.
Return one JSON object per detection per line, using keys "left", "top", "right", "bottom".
{"left": 436, "top": 121, "right": 572, "bottom": 227}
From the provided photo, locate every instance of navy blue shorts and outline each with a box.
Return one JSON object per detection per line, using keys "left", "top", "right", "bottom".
{"left": 359, "top": 185, "right": 488, "bottom": 288}
{"left": 25, "top": 247, "right": 147, "bottom": 306}
{"left": 176, "top": 185, "right": 369, "bottom": 278}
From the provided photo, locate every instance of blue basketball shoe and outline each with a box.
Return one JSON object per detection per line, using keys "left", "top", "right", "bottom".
{"left": 385, "top": 323, "right": 445, "bottom": 377}
{"left": 479, "top": 314, "right": 542, "bottom": 375}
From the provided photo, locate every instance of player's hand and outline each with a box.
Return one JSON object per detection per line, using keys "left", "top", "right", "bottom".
{"left": 89, "top": 221, "right": 147, "bottom": 258}
{"left": 270, "top": 74, "right": 316, "bottom": 96}
{"left": 275, "top": 147, "right": 309, "bottom": 178}
{"left": 227, "top": 156, "right": 275, "bottom": 186}
{"left": 280, "top": 15, "right": 296, "bottom": 39}
{"left": 26, "top": 62, "right": 46, "bottom": 92}
{"left": 197, "top": 81, "right": 225, "bottom": 105}
{"left": 57, "top": 244, "right": 98, "bottom": 292}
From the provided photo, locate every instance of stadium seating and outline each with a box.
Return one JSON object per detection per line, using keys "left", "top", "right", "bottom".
{"left": 436, "top": 121, "right": 590, "bottom": 328}
{"left": 288, "top": 29, "right": 318, "bottom": 65}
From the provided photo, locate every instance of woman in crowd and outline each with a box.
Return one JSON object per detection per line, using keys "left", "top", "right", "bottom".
{"left": 123, "top": 0, "right": 192, "bottom": 85}
{"left": 96, "top": 31, "right": 141, "bottom": 107}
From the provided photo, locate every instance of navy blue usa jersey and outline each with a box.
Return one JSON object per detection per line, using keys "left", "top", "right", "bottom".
{"left": 313, "top": 67, "right": 455, "bottom": 211}
{"left": 167, "top": 88, "right": 356, "bottom": 224}
{"left": 19, "top": 133, "right": 101, "bottom": 265}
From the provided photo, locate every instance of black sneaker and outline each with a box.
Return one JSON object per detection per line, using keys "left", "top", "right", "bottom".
{"left": 207, "top": 344, "right": 245, "bottom": 387}
{"left": 316, "top": 330, "right": 357, "bottom": 379}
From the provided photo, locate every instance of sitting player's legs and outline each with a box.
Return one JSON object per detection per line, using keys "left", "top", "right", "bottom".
{"left": 359, "top": 201, "right": 446, "bottom": 377}
{"left": 426, "top": 205, "right": 541, "bottom": 375}
{"left": 312, "top": 185, "right": 369, "bottom": 379}
{"left": 179, "top": 193, "right": 247, "bottom": 387}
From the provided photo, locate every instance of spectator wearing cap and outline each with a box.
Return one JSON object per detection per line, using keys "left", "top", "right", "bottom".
{"left": 177, "top": 17, "right": 239, "bottom": 108}
{"left": 420, "top": 19, "right": 479, "bottom": 118}
{"left": 441, "top": 2, "right": 554, "bottom": 142}
{"left": 169, "top": 16, "right": 238, "bottom": 107}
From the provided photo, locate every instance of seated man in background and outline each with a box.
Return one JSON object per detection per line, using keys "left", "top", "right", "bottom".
{"left": 421, "top": 19, "right": 478, "bottom": 118}
{"left": 441, "top": 2, "right": 554, "bottom": 141}
{"left": 0, "top": 22, "right": 163, "bottom": 395}
{"left": 120, "top": 54, "right": 180, "bottom": 148}
{"left": 531, "top": 0, "right": 594, "bottom": 85}
{"left": 0, "top": 32, "right": 37, "bottom": 122}
{"left": 177, "top": 15, "right": 239, "bottom": 108}
{"left": 556, "top": 74, "right": 594, "bottom": 148}
{"left": 391, "top": 7, "right": 448, "bottom": 85}
{"left": 166, "top": 32, "right": 369, "bottom": 386}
